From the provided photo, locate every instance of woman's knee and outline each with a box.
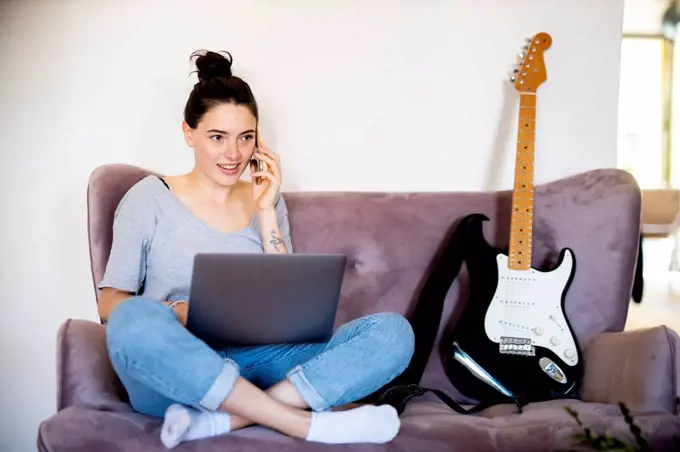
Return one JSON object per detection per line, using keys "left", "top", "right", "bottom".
{"left": 106, "top": 297, "right": 174, "bottom": 356}
{"left": 366, "top": 312, "right": 415, "bottom": 373}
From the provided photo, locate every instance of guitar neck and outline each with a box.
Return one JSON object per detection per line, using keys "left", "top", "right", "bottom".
{"left": 508, "top": 93, "right": 536, "bottom": 270}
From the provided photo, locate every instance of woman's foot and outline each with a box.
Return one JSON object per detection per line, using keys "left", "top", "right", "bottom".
{"left": 160, "top": 403, "right": 400, "bottom": 447}
{"left": 307, "top": 404, "right": 400, "bottom": 444}
{"left": 160, "top": 404, "right": 232, "bottom": 449}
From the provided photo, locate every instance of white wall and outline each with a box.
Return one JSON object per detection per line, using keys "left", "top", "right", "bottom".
{"left": 0, "top": 1, "right": 623, "bottom": 450}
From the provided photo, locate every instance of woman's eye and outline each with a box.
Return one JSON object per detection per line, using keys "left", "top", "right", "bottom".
{"left": 242, "top": 134, "right": 254, "bottom": 142}
{"left": 210, "top": 135, "right": 222, "bottom": 141}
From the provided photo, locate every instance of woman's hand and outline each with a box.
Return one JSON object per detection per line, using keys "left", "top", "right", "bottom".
{"left": 164, "top": 300, "right": 189, "bottom": 326}
{"left": 250, "top": 140, "right": 282, "bottom": 212}
{"left": 250, "top": 139, "right": 288, "bottom": 254}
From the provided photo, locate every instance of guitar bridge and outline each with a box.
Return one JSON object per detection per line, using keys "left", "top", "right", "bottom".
{"left": 500, "top": 336, "right": 535, "bottom": 356}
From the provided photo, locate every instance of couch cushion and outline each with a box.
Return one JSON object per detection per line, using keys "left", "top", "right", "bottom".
{"left": 580, "top": 325, "right": 680, "bottom": 415}
{"left": 39, "top": 401, "right": 679, "bottom": 452}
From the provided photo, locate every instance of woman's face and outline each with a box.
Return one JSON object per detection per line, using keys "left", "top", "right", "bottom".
{"left": 182, "top": 102, "right": 257, "bottom": 187}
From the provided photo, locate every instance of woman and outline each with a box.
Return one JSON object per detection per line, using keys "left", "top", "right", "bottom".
{"left": 99, "top": 50, "right": 415, "bottom": 449}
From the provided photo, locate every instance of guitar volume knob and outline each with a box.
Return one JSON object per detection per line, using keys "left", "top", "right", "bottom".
{"left": 565, "top": 349, "right": 574, "bottom": 359}
{"left": 533, "top": 327, "right": 544, "bottom": 336}
{"left": 550, "top": 336, "right": 560, "bottom": 345}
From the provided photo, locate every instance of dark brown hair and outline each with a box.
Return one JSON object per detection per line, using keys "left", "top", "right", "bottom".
{"left": 183, "top": 50, "right": 258, "bottom": 128}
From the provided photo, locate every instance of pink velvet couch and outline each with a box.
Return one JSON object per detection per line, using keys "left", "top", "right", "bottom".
{"left": 38, "top": 164, "right": 680, "bottom": 451}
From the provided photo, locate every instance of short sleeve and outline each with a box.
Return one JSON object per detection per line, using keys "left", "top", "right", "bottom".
{"left": 97, "top": 180, "right": 156, "bottom": 293}
{"left": 275, "top": 193, "right": 294, "bottom": 252}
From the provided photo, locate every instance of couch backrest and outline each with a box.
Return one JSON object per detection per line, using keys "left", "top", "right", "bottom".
{"left": 88, "top": 164, "right": 641, "bottom": 397}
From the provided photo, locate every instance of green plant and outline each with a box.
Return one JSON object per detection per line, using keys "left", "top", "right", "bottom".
{"left": 564, "top": 403, "right": 650, "bottom": 451}
{"left": 563, "top": 398, "right": 680, "bottom": 452}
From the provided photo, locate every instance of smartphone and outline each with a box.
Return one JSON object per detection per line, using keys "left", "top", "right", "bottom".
{"left": 251, "top": 129, "right": 267, "bottom": 184}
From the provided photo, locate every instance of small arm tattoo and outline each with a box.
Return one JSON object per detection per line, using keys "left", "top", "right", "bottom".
{"left": 269, "top": 230, "right": 285, "bottom": 251}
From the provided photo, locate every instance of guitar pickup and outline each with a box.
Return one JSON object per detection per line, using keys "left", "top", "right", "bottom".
{"left": 500, "top": 336, "right": 535, "bottom": 356}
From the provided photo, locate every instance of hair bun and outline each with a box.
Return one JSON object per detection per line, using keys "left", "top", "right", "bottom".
{"left": 192, "top": 50, "right": 233, "bottom": 82}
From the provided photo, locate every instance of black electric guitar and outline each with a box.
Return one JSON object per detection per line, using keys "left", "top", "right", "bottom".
{"left": 443, "top": 32, "right": 584, "bottom": 407}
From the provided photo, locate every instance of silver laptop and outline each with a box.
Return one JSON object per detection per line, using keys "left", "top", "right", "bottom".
{"left": 186, "top": 253, "right": 347, "bottom": 347}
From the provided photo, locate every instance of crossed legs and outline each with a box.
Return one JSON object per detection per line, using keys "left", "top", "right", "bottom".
{"left": 106, "top": 297, "right": 415, "bottom": 446}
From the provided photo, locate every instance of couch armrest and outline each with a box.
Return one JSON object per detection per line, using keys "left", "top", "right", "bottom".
{"left": 57, "top": 318, "right": 130, "bottom": 412}
{"left": 580, "top": 325, "right": 680, "bottom": 415}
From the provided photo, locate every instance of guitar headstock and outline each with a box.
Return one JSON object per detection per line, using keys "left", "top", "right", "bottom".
{"left": 510, "top": 32, "right": 552, "bottom": 93}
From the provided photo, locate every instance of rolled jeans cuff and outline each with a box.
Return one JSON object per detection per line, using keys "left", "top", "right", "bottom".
{"left": 198, "top": 358, "right": 240, "bottom": 411}
{"left": 287, "top": 365, "right": 330, "bottom": 412}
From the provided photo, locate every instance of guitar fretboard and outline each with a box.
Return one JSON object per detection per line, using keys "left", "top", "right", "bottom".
{"left": 508, "top": 93, "right": 536, "bottom": 270}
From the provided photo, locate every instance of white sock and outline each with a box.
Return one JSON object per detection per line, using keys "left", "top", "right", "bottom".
{"left": 160, "top": 404, "right": 231, "bottom": 449}
{"left": 306, "top": 404, "right": 400, "bottom": 444}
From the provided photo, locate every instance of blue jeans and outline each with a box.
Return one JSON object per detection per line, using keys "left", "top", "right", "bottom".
{"left": 106, "top": 297, "right": 415, "bottom": 418}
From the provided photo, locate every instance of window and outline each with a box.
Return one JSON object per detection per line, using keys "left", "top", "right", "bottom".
{"left": 617, "top": 37, "right": 666, "bottom": 189}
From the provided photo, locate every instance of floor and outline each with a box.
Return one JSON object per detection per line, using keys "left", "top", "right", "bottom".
{"left": 625, "top": 236, "right": 680, "bottom": 333}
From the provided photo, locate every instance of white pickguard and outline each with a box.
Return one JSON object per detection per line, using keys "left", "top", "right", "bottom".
{"left": 483, "top": 250, "right": 579, "bottom": 367}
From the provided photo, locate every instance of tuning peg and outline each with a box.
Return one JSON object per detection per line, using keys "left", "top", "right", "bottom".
{"left": 510, "top": 75, "right": 517, "bottom": 82}
{"left": 513, "top": 69, "right": 519, "bottom": 73}
{"left": 518, "top": 52, "right": 525, "bottom": 58}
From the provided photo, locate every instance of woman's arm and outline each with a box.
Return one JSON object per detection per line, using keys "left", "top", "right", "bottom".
{"left": 96, "top": 178, "right": 161, "bottom": 321}
{"left": 98, "top": 287, "right": 188, "bottom": 325}
{"left": 98, "top": 287, "right": 133, "bottom": 321}
{"left": 258, "top": 206, "right": 288, "bottom": 254}
{"left": 250, "top": 141, "right": 293, "bottom": 254}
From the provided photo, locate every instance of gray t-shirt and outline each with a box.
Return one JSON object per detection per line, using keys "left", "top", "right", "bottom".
{"left": 98, "top": 175, "right": 294, "bottom": 302}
